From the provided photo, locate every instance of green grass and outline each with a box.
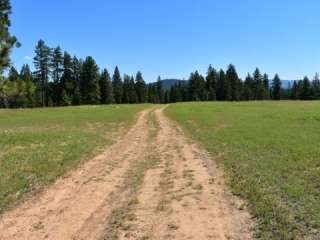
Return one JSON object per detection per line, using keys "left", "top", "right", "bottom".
{"left": 0, "top": 104, "right": 149, "bottom": 213}
{"left": 166, "top": 101, "right": 320, "bottom": 239}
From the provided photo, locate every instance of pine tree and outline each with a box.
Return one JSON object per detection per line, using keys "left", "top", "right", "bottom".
{"left": 72, "top": 56, "right": 82, "bottom": 90}
{"left": 135, "top": 71, "right": 147, "bottom": 103}
{"left": 34, "top": 39, "right": 51, "bottom": 106}
{"left": 243, "top": 74, "right": 254, "bottom": 100}
{"left": 20, "top": 64, "right": 35, "bottom": 106}
{"left": 50, "top": 46, "right": 63, "bottom": 83}
{"left": 189, "top": 71, "right": 206, "bottom": 101}
{"left": 271, "top": 74, "right": 281, "bottom": 100}
{"left": 311, "top": 73, "right": 320, "bottom": 100}
{"left": 60, "top": 52, "right": 75, "bottom": 96}
{"left": 290, "top": 81, "right": 299, "bottom": 100}
{"left": 0, "top": 0, "right": 20, "bottom": 72}
{"left": 156, "top": 76, "right": 164, "bottom": 103}
{"left": 8, "top": 66, "right": 19, "bottom": 81}
{"left": 80, "top": 56, "right": 100, "bottom": 104}
{"left": 20, "top": 64, "right": 33, "bottom": 82}
{"left": 60, "top": 89, "right": 71, "bottom": 106}
{"left": 300, "top": 76, "right": 311, "bottom": 100}
{"left": 226, "top": 64, "right": 240, "bottom": 101}
{"left": 72, "top": 86, "right": 81, "bottom": 105}
{"left": 206, "top": 65, "right": 217, "bottom": 100}
{"left": 122, "top": 74, "right": 131, "bottom": 103}
{"left": 263, "top": 73, "right": 270, "bottom": 99}
{"left": 128, "top": 76, "right": 137, "bottom": 103}
{"left": 99, "top": 69, "right": 112, "bottom": 104}
{"left": 112, "top": 66, "right": 123, "bottom": 104}
{"left": 253, "top": 68, "right": 265, "bottom": 100}
{"left": 216, "top": 70, "right": 226, "bottom": 101}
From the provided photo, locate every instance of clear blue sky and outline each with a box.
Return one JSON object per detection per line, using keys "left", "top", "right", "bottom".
{"left": 10, "top": 0, "right": 320, "bottom": 82}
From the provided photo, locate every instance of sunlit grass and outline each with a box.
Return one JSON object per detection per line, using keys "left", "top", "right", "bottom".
{"left": 0, "top": 104, "right": 149, "bottom": 213}
{"left": 166, "top": 101, "right": 320, "bottom": 239}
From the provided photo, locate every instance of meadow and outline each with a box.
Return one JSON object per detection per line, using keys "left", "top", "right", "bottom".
{"left": 166, "top": 101, "right": 320, "bottom": 239}
{"left": 0, "top": 104, "right": 148, "bottom": 213}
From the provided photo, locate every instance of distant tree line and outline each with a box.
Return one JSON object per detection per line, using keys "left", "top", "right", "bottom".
{"left": 166, "top": 65, "right": 320, "bottom": 103}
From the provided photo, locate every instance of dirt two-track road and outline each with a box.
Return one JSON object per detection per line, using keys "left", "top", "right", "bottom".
{"left": 0, "top": 107, "right": 254, "bottom": 240}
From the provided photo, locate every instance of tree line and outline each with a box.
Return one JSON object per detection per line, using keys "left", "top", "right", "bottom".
{"left": 166, "top": 66, "right": 320, "bottom": 103}
{"left": 2, "top": 43, "right": 320, "bottom": 108}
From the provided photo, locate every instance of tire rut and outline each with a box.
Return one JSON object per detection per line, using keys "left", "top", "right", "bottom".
{"left": 117, "top": 107, "right": 254, "bottom": 240}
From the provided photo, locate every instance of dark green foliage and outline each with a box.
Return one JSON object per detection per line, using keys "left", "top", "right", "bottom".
{"left": 226, "top": 64, "right": 241, "bottom": 101}
{"left": 188, "top": 71, "right": 206, "bottom": 101}
{"left": 50, "top": 46, "right": 63, "bottom": 84}
{"left": 122, "top": 74, "right": 131, "bottom": 103}
{"left": 112, "top": 66, "right": 123, "bottom": 104}
{"left": 33, "top": 39, "right": 51, "bottom": 106}
{"left": 206, "top": 65, "right": 217, "bottom": 101}
{"left": 300, "top": 76, "right": 311, "bottom": 100}
{"left": 8, "top": 66, "right": 18, "bottom": 81}
{"left": 0, "top": 0, "right": 20, "bottom": 72}
{"left": 80, "top": 56, "right": 100, "bottom": 104}
{"left": 128, "top": 76, "right": 137, "bottom": 103}
{"left": 135, "top": 71, "right": 147, "bottom": 103}
{"left": 99, "top": 69, "right": 113, "bottom": 104}
{"left": 271, "top": 74, "right": 282, "bottom": 100}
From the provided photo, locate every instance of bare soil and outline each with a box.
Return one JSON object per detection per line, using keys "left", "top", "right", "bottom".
{"left": 0, "top": 107, "right": 254, "bottom": 240}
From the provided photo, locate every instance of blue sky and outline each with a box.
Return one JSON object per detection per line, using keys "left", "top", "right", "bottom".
{"left": 10, "top": 0, "right": 320, "bottom": 82}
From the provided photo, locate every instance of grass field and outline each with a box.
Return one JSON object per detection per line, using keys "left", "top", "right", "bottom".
{"left": 166, "top": 101, "right": 320, "bottom": 239}
{"left": 0, "top": 104, "right": 148, "bottom": 213}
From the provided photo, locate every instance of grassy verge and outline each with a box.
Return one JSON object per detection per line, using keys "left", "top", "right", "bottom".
{"left": 166, "top": 101, "right": 320, "bottom": 239}
{"left": 0, "top": 104, "right": 149, "bottom": 213}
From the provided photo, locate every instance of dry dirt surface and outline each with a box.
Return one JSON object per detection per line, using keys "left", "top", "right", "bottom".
{"left": 0, "top": 107, "right": 254, "bottom": 240}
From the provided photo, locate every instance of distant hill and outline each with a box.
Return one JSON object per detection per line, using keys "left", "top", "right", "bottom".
{"left": 281, "top": 80, "right": 295, "bottom": 89}
{"left": 159, "top": 79, "right": 188, "bottom": 90}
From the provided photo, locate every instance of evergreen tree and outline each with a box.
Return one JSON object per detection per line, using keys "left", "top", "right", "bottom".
{"left": 263, "top": 73, "right": 270, "bottom": 99}
{"left": 189, "top": 71, "right": 206, "bottom": 101}
{"left": 300, "top": 76, "right": 311, "bottom": 100}
{"left": 135, "top": 71, "right": 147, "bottom": 103}
{"left": 8, "top": 66, "right": 19, "bottom": 81}
{"left": 20, "top": 64, "right": 33, "bottom": 82}
{"left": 60, "top": 52, "right": 75, "bottom": 96}
{"left": 112, "top": 66, "right": 123, "bottom": 104}
{"left": 253, "top": 68, "right": 265, "bottom": 100}
{"left": 99, "top": 69, "right": 112, "bottom": 104}
{"left": 243, "top": 74, "right": 254, "bottom": 100}
{"left": 290, "top": 81, "right": 299, "bottom": 100}
{"left": 60, "top": 89, "right": 71, "bottom": 106}
{"left": 72, "top": 86, "right": 81, "bottom": 105}
{"left": 50, "top": 46, "right": 63, "bottom": 83}
{"left": 122, "top": 74, "right": 131, "bottom": 103}
{"left": 206, "top": 65, "right": 217, "bottom": 100}
{"left": 216, "top": 70, "right": 226, "bottom": 101}
{"left": 311, "top": 73, "right": 320, "bottom": 99}
{"left": 271, "top": 74, "right": 281, "bottom": 100}
{"left": 128, "top": 76, "right": 137, "bottom": 103}
{"left": 72, "top": 56, "right": 82, "bottom": 90}
{"left": 226, "top": 64, "right": 240, "bottom": 101}
{"left": 0, "top": 0, "right": 20, "bottom": 72}
{"left": 20, "top": 64, "right": 35, "bottom": 106}
{"left": 80, "top": 56, "right": 100, "bottom": 104}
{"left": 34, "top": 39, "right": 51, "bottom": 106}
{"left": 156, "top": 76, "right": 164, "bottom": 103}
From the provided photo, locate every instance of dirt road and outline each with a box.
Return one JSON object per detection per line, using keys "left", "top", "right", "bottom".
{"left": 0, "top": 107, "right": 254, "bottom": 240}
